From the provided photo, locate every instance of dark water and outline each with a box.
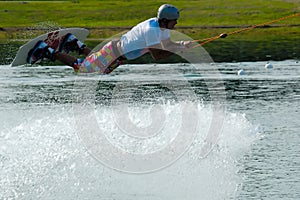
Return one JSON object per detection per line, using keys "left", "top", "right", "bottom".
{"left": 0, "top": 60, "right": 299, "bottom": 199}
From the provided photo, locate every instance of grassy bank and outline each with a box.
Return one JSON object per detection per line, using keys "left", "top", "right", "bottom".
{"left": 1, "top": 0, "right": 300, "bottom": 63}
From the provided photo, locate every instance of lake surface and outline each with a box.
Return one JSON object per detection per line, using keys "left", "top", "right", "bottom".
{"left": 0, "top": 60, "right": 299, "bottom": 199}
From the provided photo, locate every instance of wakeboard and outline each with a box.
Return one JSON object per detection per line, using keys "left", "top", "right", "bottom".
{"left": 11, "top": 28, "right": 89, "bottom": 66}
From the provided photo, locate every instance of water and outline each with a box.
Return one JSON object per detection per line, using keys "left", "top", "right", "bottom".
{"left": 0, "top": 60, "right": 299, "bottom": 199}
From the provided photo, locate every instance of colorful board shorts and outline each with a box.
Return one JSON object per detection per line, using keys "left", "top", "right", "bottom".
{"left": 77, "top": 41, "right": 123, "bottom": 74}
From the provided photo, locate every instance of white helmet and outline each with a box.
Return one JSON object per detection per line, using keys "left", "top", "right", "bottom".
{"left": 157, "top": 4, "right": 180, "bottom": 20}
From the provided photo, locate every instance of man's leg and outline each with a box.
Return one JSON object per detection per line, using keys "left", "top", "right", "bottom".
{"left": 53, "top": 52, "right": 78, "bottom": 68}
{"left": 27, "top": 39, "right": 90, "bottom": 70}
{"left": 81, "top": 47, "right": 92, "bottom": 56}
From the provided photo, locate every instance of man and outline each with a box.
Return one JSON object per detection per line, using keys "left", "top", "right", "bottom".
{"left": 27, "top": 4, "right": 191, "bottom": 74}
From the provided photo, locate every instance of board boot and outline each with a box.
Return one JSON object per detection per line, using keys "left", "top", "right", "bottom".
{"left": 58, "top": 33, "right": 86, "bottom": 54}
{"left": 26, "top": 41, "right": 55, "bottom": 64}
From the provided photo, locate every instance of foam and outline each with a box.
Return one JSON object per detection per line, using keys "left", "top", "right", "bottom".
{"left": 0, "top": 101, "right": 260, "bottom": 199}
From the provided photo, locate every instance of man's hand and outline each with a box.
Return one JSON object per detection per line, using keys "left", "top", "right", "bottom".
{"left": 180, "top": 41, "right": 193, "bottom": 49}
{"left": 176, "top": 41, "right": 193, "bottom": 52}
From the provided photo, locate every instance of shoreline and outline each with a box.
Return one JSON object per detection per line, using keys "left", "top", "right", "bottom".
{"left": 1, "top": 26, "right": 299, "bottom": 64}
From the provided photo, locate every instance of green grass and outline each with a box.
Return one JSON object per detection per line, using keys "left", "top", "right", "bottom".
{"left": 0, "top": 0, "right": 300, "bottom": 62}
{"left": 1, "top": 0, "right": 299, "bottom": 27}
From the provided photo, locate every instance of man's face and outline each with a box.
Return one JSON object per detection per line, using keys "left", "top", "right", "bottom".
{"left": 167, "top": 19, "right": 177, "bottom": 29}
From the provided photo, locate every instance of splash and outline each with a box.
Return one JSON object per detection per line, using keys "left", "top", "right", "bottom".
{"left": 15, "top": 21, "right": 63, "bottom": 41}
{"left": 0, "top": 102, "right": 260, "bottom": 199}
